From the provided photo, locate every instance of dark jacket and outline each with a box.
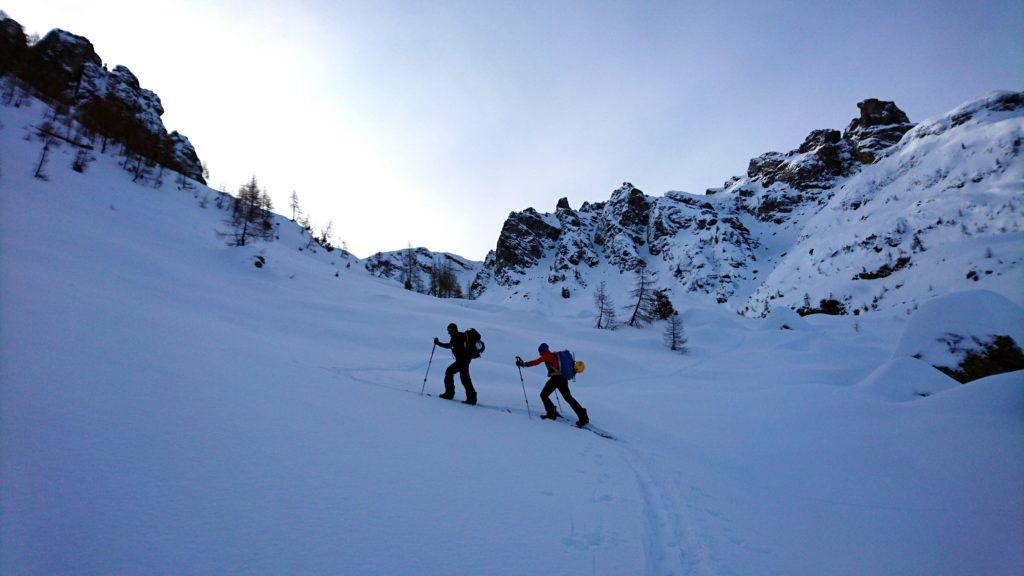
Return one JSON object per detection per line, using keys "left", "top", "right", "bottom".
{"left": 437, "top": 331, "right": 472, "bottom": 361}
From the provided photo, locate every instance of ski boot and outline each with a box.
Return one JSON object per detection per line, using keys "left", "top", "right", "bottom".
{"left": 575, "top": 409, "right": 589, "bottom": 428}
{"left": 541, "top": 411, "right": 561, "bottom": 421}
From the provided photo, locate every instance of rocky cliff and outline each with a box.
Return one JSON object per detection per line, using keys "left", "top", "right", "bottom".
{"left": 0, "top": 15, "right": 205, "bottom": 183}
{"left": 471, "top": 93, "right": 1023, "bottom": 317}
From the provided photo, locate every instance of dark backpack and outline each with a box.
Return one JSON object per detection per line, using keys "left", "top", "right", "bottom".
{"left": 466, "top": 328, "right": 485, "bottom": 358}
{"left": 557, "top": 350, "right": 576, "bottom": 380}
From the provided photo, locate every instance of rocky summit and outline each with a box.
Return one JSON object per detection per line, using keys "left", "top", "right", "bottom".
{"left": 0, "top": 16, "right": 205, "bottom": 183}
{"left": 471, "top": 93, "right": 1023, "bottom": 318}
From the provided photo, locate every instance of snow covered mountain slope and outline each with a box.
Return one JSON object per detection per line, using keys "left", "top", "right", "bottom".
{"left": 471, "top": 93, "right": 1024, "bottom": 319}
{"left": 2, "top": 91, "right": 1022, "bottom": 575}
{"left": 364, "top": 246, "right": 481, "bottom": 297}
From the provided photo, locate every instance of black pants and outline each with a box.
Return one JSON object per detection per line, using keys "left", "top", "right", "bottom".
{"left": 541, "top": 375, "right": 585, "bottom": 419}
{"left": 443, "top": 358, "right": 476, "bottom": 402}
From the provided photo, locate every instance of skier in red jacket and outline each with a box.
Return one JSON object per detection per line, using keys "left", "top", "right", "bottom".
{"left": 517, "top": 343, "right": 588, "bottom": 427}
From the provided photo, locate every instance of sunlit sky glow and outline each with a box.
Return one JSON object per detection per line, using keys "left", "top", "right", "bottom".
{"left": 7, "top": 0, "right": 1023, "bottom": 259}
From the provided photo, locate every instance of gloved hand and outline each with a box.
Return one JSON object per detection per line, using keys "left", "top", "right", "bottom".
{"left": 433, "top": 337, "right": 440, "bottom": 345}
{"left": 515, "top": 356, "right": 524, "bottom": 367}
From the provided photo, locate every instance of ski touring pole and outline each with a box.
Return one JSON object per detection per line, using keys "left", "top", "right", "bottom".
{"left": 516, "top": 362, "right": 532, "bottom": 419}
{"left": 420, "top": 342, "right": 437, "bottom": 396}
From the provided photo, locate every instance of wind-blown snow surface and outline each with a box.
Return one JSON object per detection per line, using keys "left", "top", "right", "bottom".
{"left": 2, "top": 99, "right": 1022, "bottom": 575}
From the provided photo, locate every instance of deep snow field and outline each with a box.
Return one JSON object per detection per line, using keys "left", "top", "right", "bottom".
{"left": 2, "top": 100, "right": 1022, "bottom": 576}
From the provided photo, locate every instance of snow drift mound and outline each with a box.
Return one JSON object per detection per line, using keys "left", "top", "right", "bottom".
{"left": 856, "top": 356, "right": 960, "bottom": 402}
{"left": 762, "top": 306, "right": 807, "bottom": 330}
{"left": 912, "top": 369, "right": 1024, "bottom": 413}
{"left": 895, "top": 290, "right": 1024, "bottom": 382}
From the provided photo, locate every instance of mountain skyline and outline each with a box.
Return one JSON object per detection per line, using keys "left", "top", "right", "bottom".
{"left": 5, "top": 0, "right": 1023, "bottom": 259}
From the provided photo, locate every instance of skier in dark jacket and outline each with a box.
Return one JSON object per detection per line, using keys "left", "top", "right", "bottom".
{"left": 434, "top": 323, "right": 477, "bottom": 405}
{"left": 517, "top": 343, "right": 588, "bottom": 427}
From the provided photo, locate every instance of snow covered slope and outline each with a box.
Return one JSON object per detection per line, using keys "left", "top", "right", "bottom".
{"left": 471, "top": 93, "right": 1024, "bottom": 320}
{"left": 2, "top": 91, "right": 1022, "bottom": 575}
{"left": 364, "top": 246, "right": 481, "bottom": 297}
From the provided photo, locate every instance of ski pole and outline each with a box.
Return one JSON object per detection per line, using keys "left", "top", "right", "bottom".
{"left": 420, "top": 342, "right": 436, "bottom": 396}
{"left": 516, "top": 362, "right": 532, "bottom": 419}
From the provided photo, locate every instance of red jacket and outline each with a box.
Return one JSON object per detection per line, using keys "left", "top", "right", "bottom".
{"left": 525, "top": 350, "right": 559, "bottom": 375}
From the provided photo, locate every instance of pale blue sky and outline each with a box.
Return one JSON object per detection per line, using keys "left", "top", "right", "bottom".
{"left": 7, "top": 0, "right": 1023, "bottom": 259}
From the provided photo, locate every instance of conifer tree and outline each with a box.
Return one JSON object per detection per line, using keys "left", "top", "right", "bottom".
{"left": 663, "top": 311, "right": 687, "bottom": 352}
{"left": 626, "top": 264, "right": 658, "bottom": 327}
{"left": 594, "top": 281, "right": 616, "bottom": 329}
{"left": 402, "top": 244, "right": 419, "bottom": 291}
{"left": 318, "top": 220, "right": 334, "bottom": 250}
{"left": 231, "top": 176, "right": 261, "bottom": 246}
{"left": 230, "top": 176, "right": 273, "bottom": 246}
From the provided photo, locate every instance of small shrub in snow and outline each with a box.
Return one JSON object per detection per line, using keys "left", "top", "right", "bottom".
{"left": 797, "top": 297, "right": 848, "bottom": 316}
{"left": 652, "top": 288, "right": 675, "bottom": 320}
{"left": 71, "top": 148, "right": 92, "bottom": 173}
{"left": 936, "top": 335, "right": 1024, "bottom": 384}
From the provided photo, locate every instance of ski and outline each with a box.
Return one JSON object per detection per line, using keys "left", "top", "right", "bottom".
{"left": 429, "top": 392, "right": 613, "bottom": 438}
{"left": 578, "top": 424, "right": 616, "bottom": 440}
{"left": 426, "top": 393, "right": 512, "bottom": 414}
{"left": 546, "top": 414, "right": 617, "bottom": 440}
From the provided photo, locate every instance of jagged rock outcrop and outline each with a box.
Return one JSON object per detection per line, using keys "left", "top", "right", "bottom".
{"left": 491, "top": 207, "right": 561, "bottom": 286}
{"left": 23, "top": 29, "right": 102, "bottom": 99}
{"left": 843, "top": 98, "right": 914, "bottom": 163}
{"left": 739, "top": 91, "right": 1023, "bottom": 315}
{"left": 472, "top": 93, "right": 1024, "bottom": 318}
{"left": 728, "top": 98, "right": 915, "bottom": 224}
{"left": 477, "top": 182, "right": 760, "bottom": 305}
{"left": 168, "top": 132, "right": 203, "bottom": 181}
{"left": 0, "top": 16, "right": 28, "bottom": 76}
{"left": 0, "top": 15, "right": 205, "bottom": 183}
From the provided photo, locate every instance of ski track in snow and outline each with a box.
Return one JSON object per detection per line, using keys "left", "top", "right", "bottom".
{"left": 627, "top": 453, "right": 716, "bottom": 576}
{"left": 328, "top": 362, "right": 721, "bottom": 576}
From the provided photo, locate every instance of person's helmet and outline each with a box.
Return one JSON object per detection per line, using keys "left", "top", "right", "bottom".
{"left": 447, "top": 323, "right": 458, "bottom": 332}
{"left": 538, "top": 343, "right": 549, "bottom": 353}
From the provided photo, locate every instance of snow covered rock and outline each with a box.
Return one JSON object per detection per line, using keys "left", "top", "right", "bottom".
{"left": 364, "top": 247, "right": 480, "bottom": 298}
{"left": 843, "top": 98, "right": 915, "bottom": 163}
{"left": 22, "top": 28, "right": 102, "bottom": 99}
{"left": 474, "top": 93, "right": 1022, "bottom": 320}
{"left": 0, "top": 15, "right": 28, "bottom": 75}
{"left": 894, "top": 290, "right": 1024, "bottom": 383}
{"left": 474, "top": 182, "right": 758, "bottom": 307}
{"left": 167, "top": 132, "right": 204, "bottom": 183}
{"left": 490, "top": 207, "right": 561, "bottom": 286}
{"left": 744, "top": 91, "right": 1024, "bottom": 318}
{"left": 1, "top": 16, "right": 206, "bottom": 184}
{"left": 728, "top": 98, "right": 914, "bottom": 225}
